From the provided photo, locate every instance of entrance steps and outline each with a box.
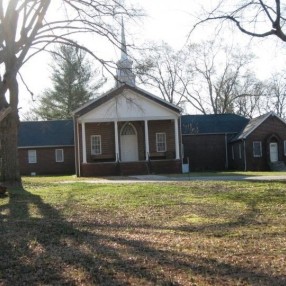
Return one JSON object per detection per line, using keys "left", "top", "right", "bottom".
{"left": 269, "top": 161, "right": 286, "bottom": 171}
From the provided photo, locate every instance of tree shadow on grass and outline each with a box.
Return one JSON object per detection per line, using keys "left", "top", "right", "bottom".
{"left": 0, "top": 187, "right": 285, "bottom": 285}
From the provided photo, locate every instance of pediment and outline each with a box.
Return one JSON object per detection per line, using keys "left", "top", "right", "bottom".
{"left": 77, "top": 86, "right": 180, "bottom": 122}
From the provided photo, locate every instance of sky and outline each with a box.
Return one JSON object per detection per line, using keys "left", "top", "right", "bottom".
{"left": 18, "top": 0, "right": 286, "bottom": 118}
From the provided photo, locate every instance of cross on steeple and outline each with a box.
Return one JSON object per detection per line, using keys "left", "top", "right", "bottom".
{"left": 116, "top": 18, "right": 136, "bottom": 86}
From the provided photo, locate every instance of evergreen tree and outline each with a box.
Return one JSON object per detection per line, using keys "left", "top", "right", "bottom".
{"left": 35, "top": 45, "right": 105, "bottom": 120}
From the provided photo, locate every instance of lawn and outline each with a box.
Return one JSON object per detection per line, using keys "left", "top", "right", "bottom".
{"left": 0, "top": 176, "right": 285, "bottom": 285}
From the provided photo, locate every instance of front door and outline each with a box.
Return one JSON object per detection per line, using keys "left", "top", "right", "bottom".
{"left": 269, "top": 142, "right": 278, "bottom": 162}
{"left": 120, "top": 123, "right": 138, "bottom": 162}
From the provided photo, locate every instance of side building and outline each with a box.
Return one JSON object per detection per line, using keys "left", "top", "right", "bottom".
{"left": 18, "top": 120, "right": 75, "bottom": 175}
{"left": 181, "top": 114, "right": 249, "bottom": 171}
{"left": 229, "top": 112, "right": 286, "bottom": 171}
{"left": 181, "top": 112, "right": 286, "bottom": 171}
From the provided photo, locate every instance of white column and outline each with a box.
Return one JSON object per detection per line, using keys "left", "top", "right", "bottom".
{"left": 174, "top": 118, "right": 180, "bottom": 159}
{"left": 114, "top": 121, "right": 119, "bottom": 161}
{"left": 144, "top": 120, "right": 150, "bottom": 160}
{"left": 82, "top": 122, "right": 87, "bottom": 163}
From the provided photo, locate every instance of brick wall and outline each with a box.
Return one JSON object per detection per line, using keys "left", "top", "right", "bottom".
{"left": 148, "top": 120, "right": 175, "bottom": 158}
{"left": 245, "top": 116, "right": 286, "bottom": 171}
{"left": 85, "top": 122, "right": 115, "bottom": 162}
{"left": 19, "top": 146, "right": 75, "bottom": 175}
{"left": 183, "top": 134, "right": 227, "bottom": 171}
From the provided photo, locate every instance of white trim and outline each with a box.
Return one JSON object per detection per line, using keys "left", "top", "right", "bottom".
{"left": 73, "top": 84, "right": 181, "bottom": 115}
{"left": 28, "top": 150, "right": 37, "bottom": 164}
{"left": 114, "top": 121, "right": 119, "bottom": 161}
{"left": 120, "top": 122, "right": 138, "bottom": 162}
{"left": 55, "top": 149, "right": 64, "bottom": 162}
{"left": 78, "top": 115, "right": 178, "bottom": 124}
{"left": 82, "top": 123, "right": 87, "bottom": 163}
{"left": 76, "top": 122, "right": 81, "bottom": 177}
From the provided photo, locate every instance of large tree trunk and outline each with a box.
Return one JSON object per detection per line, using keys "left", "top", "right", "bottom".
{"left": 0, "top": 112, "right": 21, "bottom": 184}
{"left": 0, "top": 68, "right": 22, "bottom": 186}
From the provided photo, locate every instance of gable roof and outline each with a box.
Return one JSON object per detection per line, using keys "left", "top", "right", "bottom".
{"left": 232, "top": 112, "right": 286, "bottom": 141}
{"left": 181, "top": 114, "right": 249, "bottom": 135}
{"left": 18, "top": 120, "right": 74, "bottom": 148}
{"left": 73, "top": 83, "right": 181, "bottom": 117}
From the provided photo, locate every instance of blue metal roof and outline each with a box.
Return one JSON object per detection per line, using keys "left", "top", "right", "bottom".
{"left": 181, "top": 114, "right": 249, "bottom": 135}
{"left": 18, "top": 120, "right": 74, "bottom": 147}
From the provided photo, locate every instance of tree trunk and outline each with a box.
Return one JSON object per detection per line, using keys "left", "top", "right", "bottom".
{"left": 0, "top": 112, "right": 21, "bottom": 185}
{"left": 0, "top": 70, "right": 22, "bottom": 186}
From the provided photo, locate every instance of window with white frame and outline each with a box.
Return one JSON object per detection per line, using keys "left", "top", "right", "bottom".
{"left": 156, "top": 133, "right": 166, "bottom": 152}
{"left": 284, "top": 141, "right": 286, "bottom": 156}
{"left": 28, "top": 150, "right": 37, "bottom": 163}
{"left": 55, "top": 149, "right": 64, "bottom": 162}
{"left": 91, "top": 135, "right": 102, "bottom": 155}
{"left": 253, "top": 141, "right": 262, "bottom": 157}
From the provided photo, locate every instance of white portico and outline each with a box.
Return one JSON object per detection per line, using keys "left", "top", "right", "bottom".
{"left": 74, "top": 84, "right": 181, "bottom": 176}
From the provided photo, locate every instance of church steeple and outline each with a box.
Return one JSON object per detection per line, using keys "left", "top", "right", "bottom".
{"left": 116, "top": 19, "right": 136, "bottom": 86}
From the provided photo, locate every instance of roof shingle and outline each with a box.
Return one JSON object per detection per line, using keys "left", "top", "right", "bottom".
{"left": 181, "top": 114, "right": 249, "bottom": 135}
{"left": 18, "top": 120, "right": 74, "bottom": 147}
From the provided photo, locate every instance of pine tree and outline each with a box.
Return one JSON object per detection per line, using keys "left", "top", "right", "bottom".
{"left": 35, "top": 45, "right": 105, "bottom": 120}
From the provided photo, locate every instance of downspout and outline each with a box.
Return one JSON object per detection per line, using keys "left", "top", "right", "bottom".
{"left": 225, "top": 133, "right": 228, "bottom": 170}
{"left": 243, "top": 139, "right": 247, "bottom": 171}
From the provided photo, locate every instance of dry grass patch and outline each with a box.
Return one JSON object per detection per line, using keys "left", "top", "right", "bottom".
{"left": 0, "top": 178, "right": 285, "bottom": 285}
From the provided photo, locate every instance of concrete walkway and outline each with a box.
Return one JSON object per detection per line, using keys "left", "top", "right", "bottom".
{"left": 67, "top": 174, "right": 286, "bottom": 184}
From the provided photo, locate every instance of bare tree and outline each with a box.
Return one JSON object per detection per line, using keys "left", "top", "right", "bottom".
{"left": 263, "top": 71, "right": 286, "bottom": 118}
{"left": 234, "top": 78, "right": 266, "bottom": 118}
{"left": 0, "top": 1, "right": 139, "bottom": 184}
{"left": 194, "top": 0, "right": 286, "bottom": 42}
{"left": 135, "top": 42, "right": 191, "bottom": 107}
{"left": 184, "top": 40, "right": 263, "bottom": 115}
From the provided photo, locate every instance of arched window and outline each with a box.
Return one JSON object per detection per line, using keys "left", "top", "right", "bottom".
{"left": 121, "top": 123, "right": 136, "bottom": 135}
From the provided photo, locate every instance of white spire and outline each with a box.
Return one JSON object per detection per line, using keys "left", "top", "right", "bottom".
{"left": 121, "top": 18, "right": 127, "bottom": 60}
{"left": 116, "top": 18, "right": 136, "bottom": 86}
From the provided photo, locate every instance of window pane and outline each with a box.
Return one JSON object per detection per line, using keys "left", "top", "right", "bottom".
{"left": 156, "top": 133, "right": 166, "bottom": 152}
{"left": 28, "top": 150, "right": 37, "bottom": 163}
{"left": 253, "top": 142, "right": 262, "bottom": 157}
{"left": 55, "top": 149, "right": 64, "bottom": 162}
{"left": 91, "top": 135, "right": 101, "bottom": 155}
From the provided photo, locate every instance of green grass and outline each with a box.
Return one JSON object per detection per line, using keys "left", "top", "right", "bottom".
{"left": 0, "top": 177, "right": 285, "bottom": 285}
